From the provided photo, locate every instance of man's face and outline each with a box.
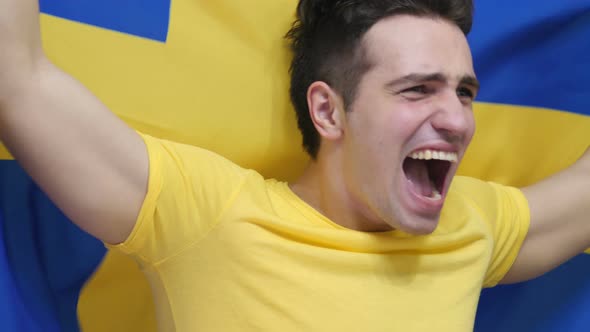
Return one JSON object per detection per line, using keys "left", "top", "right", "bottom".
{"left": 340, "top": 15, "right": 478, "bottom": 234}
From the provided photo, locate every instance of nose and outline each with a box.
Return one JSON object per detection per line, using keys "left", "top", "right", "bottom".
{"left": 430, "top": 91, "right": 474, "bottom": 142}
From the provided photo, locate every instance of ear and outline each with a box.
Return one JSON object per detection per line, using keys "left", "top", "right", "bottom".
{"left": 307, "top": 81, "right": 345, "bottom": 141}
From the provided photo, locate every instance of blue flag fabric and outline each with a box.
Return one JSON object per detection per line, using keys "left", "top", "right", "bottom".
{"left": 469, "top": 0, "right": 590, "bottom": 117}
{"left": 470, "top": 1, "right": 590, "bottom": 331}
{"left": 0, "top": 210, "right": 56, "bottom": 332}
{"left": 0, "top": 162, "right": 106, "bottom": 331}
{"left": 39, "top": 0, "right": 171, "bottom": 42}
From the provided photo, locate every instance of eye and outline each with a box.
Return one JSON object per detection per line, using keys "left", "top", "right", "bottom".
{"left": 400, "top": 85, "right": 434, "bottom": 100}
{"left": 403, "top": 85, "right": 429, "bottom": 94}
{"left": 457, "top": 87, "right": 475, "bottom": 100}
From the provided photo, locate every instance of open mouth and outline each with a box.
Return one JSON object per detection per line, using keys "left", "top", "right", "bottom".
{"left": 402, "top": 150, "right": 457, "bottom": 200}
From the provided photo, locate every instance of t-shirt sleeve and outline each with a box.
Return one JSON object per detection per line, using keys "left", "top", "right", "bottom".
{"left": 484, "top": 184, "right": 530, "bottom": 287}
{"left": 108, "top": 133, "right": 249, "bottom": 265}
{"left": 457, "top": 177, "right": 531, "bottom": 288}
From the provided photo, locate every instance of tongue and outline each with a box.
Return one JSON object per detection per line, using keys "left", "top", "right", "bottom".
{"left": 404, "top": 159, "right": 434, "bottom": 197}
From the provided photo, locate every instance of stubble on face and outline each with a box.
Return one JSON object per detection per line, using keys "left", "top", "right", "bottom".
{"left": 337, "top": 15, "right": 477, "bottom": 234}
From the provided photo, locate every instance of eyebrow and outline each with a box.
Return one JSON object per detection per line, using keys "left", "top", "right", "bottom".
{"left": 386, "top": 73, "right": 480, "bottom": 92}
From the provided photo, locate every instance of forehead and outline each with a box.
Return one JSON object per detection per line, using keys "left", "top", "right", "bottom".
{"left": 362, "top": 15, "right": 475, "bottom": 79}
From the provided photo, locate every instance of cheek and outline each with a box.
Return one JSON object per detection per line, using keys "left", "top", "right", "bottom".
{"left": 465, "top": 112, "right": 476, "bottom": 143}
{"left": 347, "top": 104, "right": 420, "bottom": 158}
{"left": 387, "top": 110, "right": 425, "bottom": 141}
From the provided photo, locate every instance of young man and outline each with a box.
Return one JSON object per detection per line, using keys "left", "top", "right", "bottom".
{"left": 0, "top": 0, "right": 588, "bottom": 331}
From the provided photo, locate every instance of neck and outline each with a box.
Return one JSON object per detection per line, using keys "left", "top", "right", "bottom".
{"left": 290, "top": 154, "right": 393, "bottom": 232}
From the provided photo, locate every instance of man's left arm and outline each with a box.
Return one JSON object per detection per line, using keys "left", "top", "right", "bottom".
{"left": 501, "top": 147, "right": 590, "bottom": 284}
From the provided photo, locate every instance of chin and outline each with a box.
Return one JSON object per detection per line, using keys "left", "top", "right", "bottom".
{"left": 394, "top": 213, "right": 441, "bottom": 235}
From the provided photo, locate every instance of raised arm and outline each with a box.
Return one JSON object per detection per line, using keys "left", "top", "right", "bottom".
{"left": 0, "top": 1, "right": 148, "bottom": 244}
{"left": 501, "top": 147, "right": 590, "bottom": 283}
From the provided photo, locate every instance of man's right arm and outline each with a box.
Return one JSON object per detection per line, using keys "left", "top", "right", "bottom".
{"left": 0, "top": 0, "right": 149, "bottom": 244}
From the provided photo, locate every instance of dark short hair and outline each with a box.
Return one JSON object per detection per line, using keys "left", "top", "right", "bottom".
{"left": 285, "top": 0, "right": 474, "bottom": 158}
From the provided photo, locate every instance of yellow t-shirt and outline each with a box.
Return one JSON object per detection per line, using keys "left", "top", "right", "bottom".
{"left": 112, "top": 134, "right": 530, "bottom": 332}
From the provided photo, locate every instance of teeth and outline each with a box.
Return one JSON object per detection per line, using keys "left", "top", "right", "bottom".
{"left": 409, "top": 149, "right": 458, "bottom": 162}
{"left": 431, "top": 188, "right": 442, "bottom": 200}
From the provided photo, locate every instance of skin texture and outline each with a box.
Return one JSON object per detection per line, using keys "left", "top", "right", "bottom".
{"left": 502, "top": 147, "right": 590, "bottom": 283}
{"left": 292, "top": 15, "right": 478, "bottom": 234}
{"left": 0, "top": 0, "right": 148, "bottom": 245}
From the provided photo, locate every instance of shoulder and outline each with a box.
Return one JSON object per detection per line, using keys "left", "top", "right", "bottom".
{"left": 446, "top": 176, "right": 528, "bottom": 227}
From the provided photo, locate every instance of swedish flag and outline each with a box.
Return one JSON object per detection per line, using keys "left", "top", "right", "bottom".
{"left": 0, "top": 1, "right": 588, "bottom": 331}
